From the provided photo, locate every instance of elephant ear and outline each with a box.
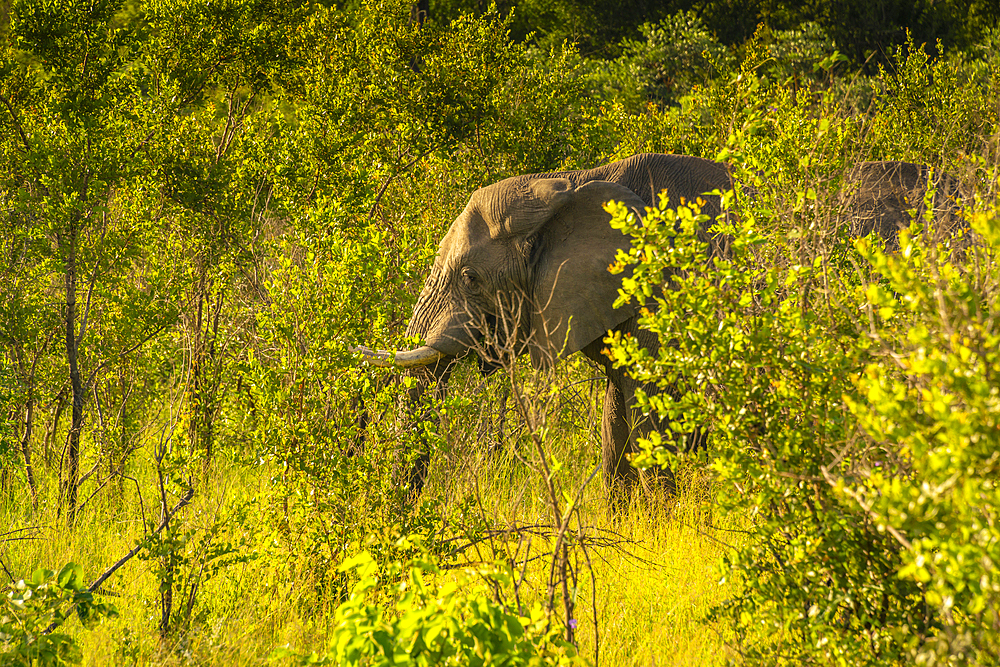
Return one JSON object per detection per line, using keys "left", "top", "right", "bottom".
{"left": 528, "top": 180, "right": 646, "bottom": 368}
{"left": 491, "top": 177, "right": 575, "bottom": 239}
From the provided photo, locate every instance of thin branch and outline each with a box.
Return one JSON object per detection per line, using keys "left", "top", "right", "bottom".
{"left": 76, "top": 457, "right": 103, "bottom": 488}
{"left": 20, "top": 328, "right": 55, "bottom": 509}
{"left": 0, "top": 536, "right": 44, "bottom": 543}
{"left": 85, "top": 322, "right": 170, "bottom": 390}
{"left": 0, "top": 526, "right": 46, "bottom": 540}
{"left": 41, "top": 486, "right": 194, "bottom": 636}
{"left": 575, "top": 509, "right": 601, "bottom": 667}
{"left": 367, "top": 148, "right": 436, "bottom": 223}
{"left": 88, "top": 486, "right": 195, "bottom": 594}
{"left": 820, "top": 465, "right": 913, "bottom": 551}
{"left": 126, "top": 475, "right": 148, "bottom": 530}
{"left": 76, "top": 434, "right": 147, "bottom": 515}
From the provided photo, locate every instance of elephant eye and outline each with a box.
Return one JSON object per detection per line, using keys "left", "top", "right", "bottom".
{"left": 461, "top": 267, "right": 477, "bottom": 287}
{"left": 523, "top": 235, "right": 541, "bottom": 263}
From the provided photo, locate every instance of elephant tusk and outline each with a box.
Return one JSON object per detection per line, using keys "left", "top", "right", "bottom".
{"left": 349, "top": 344, "right": 446, "bottom": 368}
{"left": 349, "top": 345, "right": 395, "bottom": 367}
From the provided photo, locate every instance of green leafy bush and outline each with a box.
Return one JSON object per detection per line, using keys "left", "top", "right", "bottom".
{"left": 587, "top": 11, "right": 733, "bottom": 113}
{"left": 762, "top": 22, "right": 843, "bottom": 86}
{"left": 847, "top": 208, "right": 1000, "bottom": 663}
{"left": 865, "top": 35, "right": 1000, "bottom": 163}
{"left": 604, "top": 164, "right": 999, "bottom": 663}
{"left": 277, "top": 547, "right": 580, "bottom": 666}
{"left": 1, "top": 563, "right": 117, "bottom": 666}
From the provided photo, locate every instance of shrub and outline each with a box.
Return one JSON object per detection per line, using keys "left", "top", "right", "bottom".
{"left": 1, "top": 563, "right": 117, "bottom": 666}
{"left": 277, "top": 547, "right": 581, "bottom": 666}
{"left": 604, "top": 165, "right": 1000, "bottom": 663}
{"left": 847, "top": 208, "right": 1000, "bottom": 663}
{"left": 587, "top": 11, "right": 733, "bottom": 113}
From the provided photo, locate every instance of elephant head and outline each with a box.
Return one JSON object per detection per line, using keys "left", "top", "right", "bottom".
{"left": 845, "top": 160, "right": 968, "bottom": 250}
{"left": 360, "top": 177, "right": 649, "bottom": 371}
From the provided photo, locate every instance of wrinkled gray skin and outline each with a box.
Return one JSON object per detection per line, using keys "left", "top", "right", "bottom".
{"left": 396, "top": 153, "right": 734, "bottom": 507}
{"left": 845, "top": 161, "right": 968, "bottom": 251}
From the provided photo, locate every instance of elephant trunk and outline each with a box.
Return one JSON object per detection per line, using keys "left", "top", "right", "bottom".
{"left": 351, "top": 270, "right": 477, "bottom": 499}
{"left": 348, "top": 343, "right": 451, "bottom": 499}
{"left": 351, "top": 295, "right": 457, "bottom": 500}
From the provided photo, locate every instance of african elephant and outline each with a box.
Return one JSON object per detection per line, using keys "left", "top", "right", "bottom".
{"left": 844, "top": 160, "right": 968, "bottom": 250}
{"left": 354, "top": 153, "right": 734, "bottom": 508}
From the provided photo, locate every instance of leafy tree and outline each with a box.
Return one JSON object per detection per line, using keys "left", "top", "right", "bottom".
{"left": 587, "top": 11, "right": 734, "bottom": 112}
{"left": 758, "top": 0, "right": 1000, "bottom": 66}
{"left": 136, "top": 0, "right": 296, "bottom": 468}
{"left": 0, "top": 0, "right": 171, "bottom": 520}
{"left": 0, "top": 0, "right": 294, "bottom": 510}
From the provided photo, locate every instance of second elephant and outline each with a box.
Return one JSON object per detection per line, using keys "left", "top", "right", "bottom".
{"left": 845, "top": 160, "right": 968, "bottom": 251}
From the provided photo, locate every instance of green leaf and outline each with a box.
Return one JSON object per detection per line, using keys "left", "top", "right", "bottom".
{"left": 57, "top": 562, "right": 82, "bottom": 589}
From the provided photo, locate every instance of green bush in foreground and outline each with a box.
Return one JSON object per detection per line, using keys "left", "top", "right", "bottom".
{"left": 848, "top": 209, "right": 1000, "bottom": 663}
{"left": 1, "top": 563, "right": 117, "bottom": 666}
{"left": 277, "top": 547, "right": 580, "bottom": 666}
{"left": 606, "top": 183, "right": 1000, "bottom": 664}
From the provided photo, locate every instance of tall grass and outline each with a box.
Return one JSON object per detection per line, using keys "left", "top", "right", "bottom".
{"left": 3, "top": 364, "right": 741, "bottom": 665}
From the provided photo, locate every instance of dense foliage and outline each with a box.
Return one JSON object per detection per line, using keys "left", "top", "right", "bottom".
{"left": 1, "top": 0, "right": 998, "bottom": 665}
{"left": 430, "top": 0, "right": 999, "bottom": 61}
{"left": 603, "top": 34, "right": 999, "bottom": 664}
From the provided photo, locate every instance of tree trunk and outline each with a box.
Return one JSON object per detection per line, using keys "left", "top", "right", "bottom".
{"left": 13, "top": 337, "right": 48, "bottom": 510}
{"left": 45, "top": 387, "right": 68, "bottom": 466}
{"left": 62, "top": 216, "right": 84, "bottom": 523}
{"left": 21, "top": 381, "right": 38, "bottom": 510}
{"left": 187, "top": 275, "right": 223, "bottom": 471}
{"left": 187, "top": 286, "right": 205, "bottom": 461}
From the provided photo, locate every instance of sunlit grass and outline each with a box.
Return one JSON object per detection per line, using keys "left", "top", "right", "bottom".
{"left": 411, "top": 365, "right": 742, "bottom": 666}
{"left": 3, "top": 415, "right": 739, "bottom": 666}
{"left": 0, "top": 346, "right": 737, "bottom": 666}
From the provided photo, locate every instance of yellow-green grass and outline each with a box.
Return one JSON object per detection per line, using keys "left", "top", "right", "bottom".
{"left": 3, "top": 405, "right": 741, "bottom": 666}
{"left": 432, "top": 443, "right": 740, "bottom": 667}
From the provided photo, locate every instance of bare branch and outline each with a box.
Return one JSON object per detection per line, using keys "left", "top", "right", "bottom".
{"left": 87, "top": 486, "right": 195, "bottom": 595}
{"left": 86, "top": 322, "right": 170, "bottom": 390}
{"left": 367, "top": 148, "right": 437, "bottom": 223}
{"left": 41, "top": 486, "right": 194, "bottom": 636}
{"left": 820, "top": 465, "right": 913, "bottom": 551}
